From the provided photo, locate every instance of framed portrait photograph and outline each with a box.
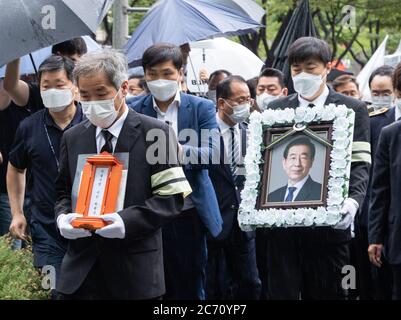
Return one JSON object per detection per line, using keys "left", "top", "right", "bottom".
{"left": 258, "top": 124, "right": 332, "bottom": 209}
{"left": 238, "top": 104, "right": 356, "bottom": 230}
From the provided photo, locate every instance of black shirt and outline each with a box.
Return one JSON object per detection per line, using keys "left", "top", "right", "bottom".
{"left": 0, "top": 101, "right": 36, "bottom": 193}
{"left": 8, "top": 104, "right": 83, "bottom": 226}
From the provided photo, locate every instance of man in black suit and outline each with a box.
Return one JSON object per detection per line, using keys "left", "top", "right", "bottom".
{"left": 268, "top": 137, "right": 322, "bottom": 202}
{"left": 368, "top": 62, "right": 401, "bottom": 300}
{"left": 355, "top": 65, "right": 396, "bottom": 299}
{"left": 54, "top": 50, "right": 191, "bottom": 300}
{"left": 206, "top": 75, "right": 261, "bottom": 299}
{"left": 263, "top": 37, "right": 371, "bottom": 299}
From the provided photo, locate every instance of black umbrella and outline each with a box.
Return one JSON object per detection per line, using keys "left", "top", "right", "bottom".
{"left": 267, "top": 0, "right": 318, "bottom": 94}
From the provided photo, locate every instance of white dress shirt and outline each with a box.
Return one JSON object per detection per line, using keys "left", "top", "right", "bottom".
{"left": 298, "top": 85, "right": 330, "bottom": 108}
{"left": 284, "top": 175, "right": 310, "bottom": 202}
{"left": 216, "top": 113, "right": 243, "bottom": 165}
{"left": 395, "top": 106, "right": 400, "bottom": 122}
{"left": 153, "top": 91, "right": 180, "bottom": 136}
{"left": 96, "top": 108, "right": 129, "bottom": 154}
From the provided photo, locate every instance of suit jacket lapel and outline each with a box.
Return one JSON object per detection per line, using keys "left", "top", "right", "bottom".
{"left": 177, "top": 93, "right": 191, "bottom": 140}
{"left": 294, "top": 177, "right": 313, "bottom": 201}
{"left": 83, "top": 121, "right": 97, "bottom": 154}
{"left": 115, "top": 110, "right": 141, "bottom": 153}
{"left": 141, "top": 95, "right": 158, "bottom": 118}
{"left": 324, "top": 87, "right": 342, "bottom": 105}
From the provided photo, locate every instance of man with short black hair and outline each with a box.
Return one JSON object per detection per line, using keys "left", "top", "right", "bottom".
{"left": 7, "top": 55, "right": 84, "bottom": 289}
{"left": 332, "top": 75, "right": 361, "bottom": 99}
{"left": 263, "top": 36, "right": 371, "bottom": 299}
{"left": 256, "top": 68, "right": 288, "bottom": 111}
{"left": 207, "top": 75, "right": 261, "bottom": 299}
{"left": 51, "top": 37, "right": 88, "bottom": 63}
{"left": 206, "top": 69, "right": 232, "bottom": 103}
{"left": 132, "top": 43, "right": 222, "bottom": 300}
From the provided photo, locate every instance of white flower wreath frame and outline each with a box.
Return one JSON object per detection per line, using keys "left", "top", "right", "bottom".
{"left": 238, "top": 104, "right": 355, "bottom": 231}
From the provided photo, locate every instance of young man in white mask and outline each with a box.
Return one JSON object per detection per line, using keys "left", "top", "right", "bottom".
{"left": 255, "top": 68, "right": 288, "bottom": 111}
{"left": 6, "top": 55, "right": 83, "bottom": 296}
{"left": 54, "top": 49, "right": 189, "bottom": 300}
{"left": 264, "top": 37, "right": 371, "bottom": 300}
{"left": 132, "top": 43, "right": 222, "bottom": 300}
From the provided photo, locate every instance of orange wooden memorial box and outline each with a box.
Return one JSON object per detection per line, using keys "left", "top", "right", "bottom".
{"left": 72, "top": 152, "right": 123, "bottom": 231}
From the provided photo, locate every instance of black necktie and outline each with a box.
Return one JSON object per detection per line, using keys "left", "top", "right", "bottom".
{"left": 101, "top": 130, "right": 114, "bottom": 153}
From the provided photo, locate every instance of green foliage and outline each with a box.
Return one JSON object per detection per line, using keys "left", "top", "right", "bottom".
{"left": 0, "top": 235, "right": 49, "bottom": 300}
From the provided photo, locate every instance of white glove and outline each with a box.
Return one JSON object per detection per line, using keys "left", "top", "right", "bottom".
{"left": 95, "top": 213, "right": 126, "bottom": 239}
{"left": 333, "top": 198, "right": 359, "bottom": 236}
{"left": 57, "top": 213, "right": 92, "bottom": 240}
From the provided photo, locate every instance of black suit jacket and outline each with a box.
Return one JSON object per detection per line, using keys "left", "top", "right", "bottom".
{"left": 360, "top": 108, "right": 395, "bottom": 227}
{"left": 54, "top": 110, "right": 184, "bottom": 299}
{"left": 268, "top": 176, "right": 322, "bottom": 202}
{"left": 268, "top": 88, "right": 371, "bottom": 243}
{"left": 208, "top": 123, "right": 248, "bottom": 241}
{"left": 369, "top": 120, "right": 401, "bottom": 264}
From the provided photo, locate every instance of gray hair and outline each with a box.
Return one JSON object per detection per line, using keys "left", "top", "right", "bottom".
{"left": 73, "top": 49, "right": 128, "bottom": 89}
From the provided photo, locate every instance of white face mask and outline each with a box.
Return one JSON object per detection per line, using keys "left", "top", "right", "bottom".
{"left": 371, "top": 95, "right": 393, "bottom": 110}
{"left": 256, "top": 92, "right": 281, "bottom": 110}
{"left": 147, "top": 78, "right": 179, "bottom": 102}
{"left": 81, "top": 89, "right": 123, "bottom": 129}
{"left": 41, "top": 88, "right": 74, "bottom": 112}
{"left": 293, "top": 71, "right": 326, "bottom": 99}
{"left": 225, "top": 100, "right": 251, "bottom": 123}
{"left": 207, "top": 90, "right": 217, "bottom": 103}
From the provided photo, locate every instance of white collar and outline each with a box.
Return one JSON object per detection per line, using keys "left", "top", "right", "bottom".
{"left": 288, "top": 174, "right": 310, "bottom": 190}
{"left": 394, "top": 106, "right": 401, "bottom": 122}
{"left": 298, "top": 85, "right": 330, "bottom": 108}
{"left": 152, "top": 91, "right": 181, "bottom": 115}
{"left": 96, "top": 107, "right": 129, "bottom": 139}
{"left": 216, "top": 113, "right": 239, "bottom": 134}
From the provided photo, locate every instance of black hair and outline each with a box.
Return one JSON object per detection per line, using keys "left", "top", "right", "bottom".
{"left": 128, "top": 75, "right": 147, "bottom": 90}
{"left": 209, "top": 69, "right": 232, "bottom": 82}
{"left": 332, "top": 75, "right": 359, "bottom": 91}
{"left": 283, "top": 136, "right": 316, "bottom": 160}
{"left": 368, "top": 65, "right": 394, "bottom": 88}
{"left": 393, "top": 62, "right": 401, "bottom": 91}
{"left": 246, "top": 76, "right": 258, "bottom": 99}
{"left": 38, "top": 55, "right": 75, "bottom": 84}
{"left": 51, "top": 37, "right": 87, "bottom": 56}
{"left": 142, "top": 43, "right": 183, "bottom": 71}
{"left": 288, "top": 37, "right": 332, "bottom": 66}
{"left": 259, "top": 68, "right": 285, "bottom": 88}
{"left": 216, "top": 75, "right": 247, "bottom": 100}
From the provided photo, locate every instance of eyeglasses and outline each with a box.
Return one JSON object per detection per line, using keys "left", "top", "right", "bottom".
{"left": 225, "top": 97, "right": 254, "bottom": 105}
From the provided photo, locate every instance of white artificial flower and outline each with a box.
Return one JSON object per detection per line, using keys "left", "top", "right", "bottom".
{"left": 303, "top": 212, "right": 314, "bottom": 226}
{"left": 294, "top": 106, "right": 308, "bottom": 123}
{"left": 284, "top": 211, "right": 296, "bottom": 226}
{"left": 333, "top": 117, "right": 350, "bottom": 131}
{"left": 265, "top": 211, "right": 277, "bottom": 226}
{"left": 249, "top": 110, "right": 262, "bottom": 123}
{"left": 328, "top": 177, "right": 345, "bottom": 189}
{"left": 332, "top": 130, "right": 349, "bottom": 141}
{"left": 283, "top": 108, "right": 295, "bottom": 123}
{"left": 331, "top": 158, "right": 348, "bottom": 169}
{"left": 261, "top": 109, "right": 276, "bottom": 126}
{"left": 314, "top": 207, "right": 328, "bottom": 225}
{"left": 327, "top": 193, "right": 344, "bottom": 206}
{"left": 294, "top": 209, "right": 306, "bottom": 224}
{"left": 304, "top": 107, "right": 317, "bottom": 123}
{"left": 313, "top": 105, "right": 324, "bottom": 120}
{"left": 331, "top": 148, "right": 348, "bottom": 160}
{"left": 334, "top": 104, "right": 348, "bottom": 118}
{"left": 333, "top": 139, "right": 350, "bottom": 150}
{"left": 275, "top": 212, "right": 285, "bottom": 227}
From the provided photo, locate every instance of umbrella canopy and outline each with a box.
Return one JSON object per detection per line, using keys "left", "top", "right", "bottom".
{"left": 0, "top": 36, "right": 101, "bottom": 78}
{"left": 124, "top": 0, "right": 262, "bottom": 67}
{"left": 269, "top": 0, "right": 318, "bottom": 93}
{"left": 0, "top": 0, "right": 113, "bottom": 67}
{"left": 186, "top": 37, "right": 264, "bottom": 94}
